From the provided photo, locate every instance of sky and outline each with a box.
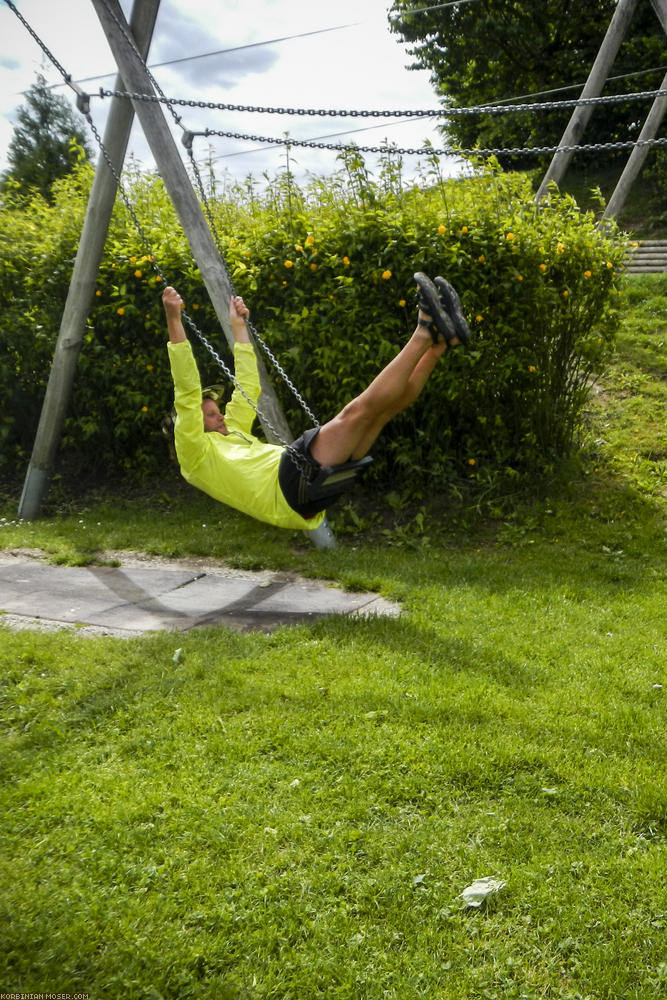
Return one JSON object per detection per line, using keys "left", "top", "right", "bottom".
{"left": 0, "top": 0, "right": 465, "bottom": 187}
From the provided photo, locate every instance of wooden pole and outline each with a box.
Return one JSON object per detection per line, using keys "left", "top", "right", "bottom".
{"left": 18, "top": 0, "right": 161, "bottom": 518}
{"left": 650, "top": 0, "right": 667, "bottom": 35}
{"left": 602, "top": 68, "right": 667, "bottom": 221}
{"left": 601, "top": 0, "right": 667, "bottom": 221}
{"left": 89, "top": 0, "right": 293, "bottom": 447}
{"left": 535, "top": 0, "right": 640, "bottom": 201}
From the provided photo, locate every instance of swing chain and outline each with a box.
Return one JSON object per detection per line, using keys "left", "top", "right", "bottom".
{"left": 179, "top": 311, "right": 311, "bottom": 474}
{"left": 98, "top": 0, "right": 320, "bottom": 432}
{"left": 183, "top": 145, "right": 321, "bottom": 427}
{"left": 191, "top": 127, "right": 667, "bottom": 159}
{"left": 85, "top": 112, "right": 312, "bottom": 474}
{"left": 99, "top": 0, "right": 184, "bottom": 132}
{"left": 4, "top": 0, "right": 91, "bottom": 114}
{"left": 86, "top": 115, "right": 303, "bottom": 469}
{"left": 7, "top": 0, "right": 316, "bottom": 475}
{"left": 96, "top": 84, "right": 667, "bottom": 120}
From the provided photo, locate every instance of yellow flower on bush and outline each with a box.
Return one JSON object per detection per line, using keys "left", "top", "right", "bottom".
{"left": 284, "top": 260, "right": 294, "bottom": 268}
{"left": 563, "top": 289, "right": 569, "bottom": 297}
{"left": 556, "top": 242, "right": 565, "bottom": 254}
{"left": 95, "top": 290, "right": 102, "bottom": 297}
{"left": 130, "top": 256, "right": 137, "bottom": 263}
{"left": 399, "top": 299, "right": 406, "bottom": 307}
{"left": 584, "top": 270, "right": 592, "bottom": 278}
{"left": 192, "top": 303, "right": 199, "bottom": 310}
{"left": 117, "top": 307, "right": 125, "bottom": 315}
{"left": 141, "top": 405, "right": 147, "bottom": 412}
{"left": 475, "top": 314, "right": 483, "bottom": 323}
{"left": 517, "top": 274, "right": 523, "bottom": 282}
{"left": 146, "top": 364, "right": 153, "bottom": 371}
{"left": 506, "top": 232, "right": 515, "bottom": 241}
{"left": 438, "top": 225, "right": 446, "bottom": 234}
{"left": 461, "top": 226, "right": 468, "bottom": 234}
{"left": 539, "top": 264, "right": 547, "bottom": 272}
{"left": 295, "top": 244, "right": 303, "bottom": 252}
{"left": 478, "top": 254, "right": 486, "bottom": 264}
{"left": 468, "top": 458, "right": 476, "bottom": 466}
{"left": 134, "top": 269, "right": 142, "bottom": 278}
{"left": 342, "top": 256, "right": 350, "bottom": 266}
{"left": 382, "top": 269, "right": 392, "bottom": 280}
{"left": 606, "top": 261, "right": 613, "bottom": 269}
{"left": 305, "top": 235, "right": 315, "bottom": 246}
{"left": 310, "top": 263, "right": 317, "bottom": 271}
{"left": 529, "top": 365, "right": 536, "bottom": 373}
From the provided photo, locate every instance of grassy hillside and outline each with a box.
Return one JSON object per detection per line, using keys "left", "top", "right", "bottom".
{"left": 559, "top": 164, "right": 667, "bottom": 239}
{"left": 0, "top": 274, "right": 665, "bottom": 999}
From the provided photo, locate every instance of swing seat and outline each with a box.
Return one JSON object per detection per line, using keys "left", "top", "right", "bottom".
{"left": 306, "top": 455, "right": 373, "bottom": 506}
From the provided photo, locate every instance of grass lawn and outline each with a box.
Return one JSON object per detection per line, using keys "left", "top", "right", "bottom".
{"left": 0, "top": 276, "right": 665, "bottom": 999}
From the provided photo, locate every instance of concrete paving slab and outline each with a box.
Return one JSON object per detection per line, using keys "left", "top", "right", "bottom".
{"left": 0, "top": 550, "right": 401, "bottom": 636}
{"left": 0, "top": 562, "right": 200, "bottom": 622}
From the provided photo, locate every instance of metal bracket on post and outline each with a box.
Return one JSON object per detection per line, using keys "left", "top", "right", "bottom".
{"left": 65, "top": 75, "right": 91, "bottom": 116}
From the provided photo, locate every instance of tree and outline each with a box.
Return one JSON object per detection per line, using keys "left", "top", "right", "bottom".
{"left": 388, "top": 0, "right": 667, "bottom": 168}
{"left": 1, "top": 73, "right": 93, "bottom": 200}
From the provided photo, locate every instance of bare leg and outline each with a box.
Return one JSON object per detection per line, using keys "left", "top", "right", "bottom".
{"left": 310, "top": 314, "right": 449, "bottom": 467}
{"left": 350, "top": 339, "right": 447, "bottom": 459}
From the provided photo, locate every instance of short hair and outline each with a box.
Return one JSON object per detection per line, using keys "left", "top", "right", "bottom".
{"left": 201, "top": 383, "right": 226, "bottom": 404}
{"left": 162, "top": 385, "right": 228, "bottom": 460}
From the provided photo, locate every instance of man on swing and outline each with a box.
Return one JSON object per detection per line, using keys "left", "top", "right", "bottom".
{"left": 163, "top": 273, "right": 470, "bottom": 531}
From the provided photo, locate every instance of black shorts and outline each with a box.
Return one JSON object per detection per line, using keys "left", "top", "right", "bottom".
{"left": 278, "top": 427, "right": 327, "bottom": 519}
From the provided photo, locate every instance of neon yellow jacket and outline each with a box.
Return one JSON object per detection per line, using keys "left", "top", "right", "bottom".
{"left": 167, "top": 338, "right": 325, "bottom": 531}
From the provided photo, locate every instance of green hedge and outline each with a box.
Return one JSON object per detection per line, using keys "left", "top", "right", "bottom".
{"left": 0, "top": 157, "right": 627, "bottom": 497}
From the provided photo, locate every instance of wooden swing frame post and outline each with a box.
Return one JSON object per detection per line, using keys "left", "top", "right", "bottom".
{"left": 603, "top": 0, "right": 667, "bottom": 221}
{"left": 19, "top": 0, "right": 161, "bottom": 519}
{"left": 89, "top": 0, "right": 293, "bottom": 448}
{"left": 536, "top": 0, "right": 667, "bottom": 216}
{"left": 535, "top": 0, "right": 641, "bottom": 201}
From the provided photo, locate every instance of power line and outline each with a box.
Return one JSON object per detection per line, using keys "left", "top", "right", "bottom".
{"left": 192, "top": 122, "right": 667, "bottom": 158}
{"left": 6, "top": 0, "right": 666, "bottom": 171}
{"left": 210, "top": 117, "right": 442, "bottom": 161}
{"left": 390, "top": 0, "right": 483, "bottom": 17}
{"left": 46, "top": 22, "right": 360, "bottom": 91}
{"left": 489, "top": 65, "right": 667, "bottom": 106}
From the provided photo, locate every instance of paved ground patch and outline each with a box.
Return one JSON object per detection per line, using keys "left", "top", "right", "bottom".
{"left": 0, "top": 551, "right": 400, "bottom": 636}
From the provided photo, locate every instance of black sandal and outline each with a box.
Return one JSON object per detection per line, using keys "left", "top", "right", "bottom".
{"left": 414, "top": 272, "right": 457, "bottom": 345}
{"left": 434, "top": 276, "right": 471, "bottom": 345}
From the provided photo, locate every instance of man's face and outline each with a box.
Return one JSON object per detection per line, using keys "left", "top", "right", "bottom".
{"left": 202, "top": 398, "right": 228, "bottom": 435}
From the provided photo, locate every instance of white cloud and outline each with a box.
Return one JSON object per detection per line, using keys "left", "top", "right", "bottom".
{"left": 0, "top": 0, "right": 461, "bottom": 184}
